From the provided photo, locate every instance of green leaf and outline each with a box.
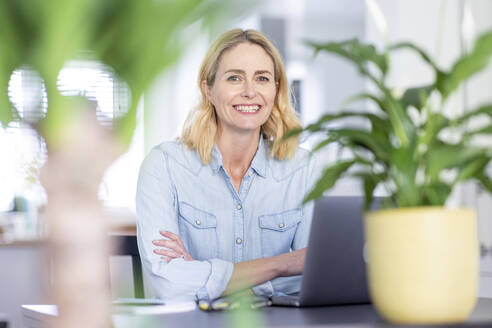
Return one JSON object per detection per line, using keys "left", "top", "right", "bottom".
{"left": 475, "top": 171, "right": 492, "bottom": 194}
{"left": 420, "top": 112, "right": 449, "bottom": 149}
{"left": 455, "top": 103, "right": 492, "bottom": 125}
{"left": 282, "top": 127, "right": 304, "bottom": 140}
{"left": 114, "top": 101, "right": 138, "bottom": 147}
{"left": 390, "top": 143, "right": 420, "bottom": 206}
{"left": 0, "top": 75, "right": 14, "bottom": 126}
{"left": 306, "top": 39, "right": 387, "bottom": 91}
{"left": 342, "top": 90, "right": 414, "bottom": 147}
{"left": 0, "top": 105, "right": 13, "bottom": 127}
{"left": 390, "top": 42, "right": 439, "bottom": 71}
{"left": 366, "top": 113, "right": 391, "bottom": 142}
{"left": 303, "top": 160, "right": 356, "bottom": 204}
{"left": 341, "top": 92, "right": 387, "bottom": 115}
{"left": 455, "top": 154, "right": 490, "bottom": 183}
{"left": 362, "top": 175, "right": 377, "bottom": 210}
{"left": 331, "top": 128, "right": 390, "bottom": 162}
{"left": 463, "top": 125, "right": 492, "bottom": 140}
{"left": 297, "top": 110, "right": 392, "bottom": 151}
{"left": 351, "top": 171, "right": 387, "bottom": 210}
{"left": 307, "top": 39, "right": 388, "bottom": 75}
{"left": 311, "top": 137, "right": 336, "bottom": 154}
{"left": 299, "top": 110, "right": 388, "bottom": 137}
{"left": 425, "top": 145, "right": 485, "bottom": 183}
{"left": 0, "top": 2, "right": 23, "bottom": 127}
{"left": 421, "top": 182, "right": 452, "bottom": 206}
{"left": 437, "top": 30, "right": 492, "bottom": 100}
{"left": 381, "top": 92, "right": 414, "bottom": 147}
{"left": 400, "top": 85, "right": 433, "bottom": 111}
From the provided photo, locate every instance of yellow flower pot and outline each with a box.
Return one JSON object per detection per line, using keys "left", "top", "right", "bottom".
{"left": 364, "top": 207, "right": 478, "bottom": 324}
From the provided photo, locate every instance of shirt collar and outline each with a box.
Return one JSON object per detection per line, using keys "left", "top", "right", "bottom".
{"left": 250, "top": 136, "right": 268, "bottom": 178}
{"left": 209, "top": 135, "right": 269, "bottom": 178}
{"left": 210, "top": 144, "right": 223, "bottom": 174}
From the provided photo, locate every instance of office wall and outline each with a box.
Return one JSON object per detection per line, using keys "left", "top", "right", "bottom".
{"left": 466, "top": 0, "right": 492, "bottom": 298}
{"left": 288, "top": 2, "right": 366, "bottom": 195}
{"left": 365, "top": 0, "right": 492, "bottom": 298}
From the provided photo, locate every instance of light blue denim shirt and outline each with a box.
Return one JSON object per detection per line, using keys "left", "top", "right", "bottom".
{"left": 136, "top": 137, "right": 319, "bottom": 302}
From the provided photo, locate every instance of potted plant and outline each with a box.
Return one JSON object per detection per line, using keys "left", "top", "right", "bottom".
{"left": 288, "top": 31, "right": 492, "bottom": 324}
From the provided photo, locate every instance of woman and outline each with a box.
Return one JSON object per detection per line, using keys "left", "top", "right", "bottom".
{"left": 136, "top": 29, "right": 318, "bottom": 302}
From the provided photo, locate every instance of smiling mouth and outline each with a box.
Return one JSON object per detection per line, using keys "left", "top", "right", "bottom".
{"left": 233, "top": 104, "right": 261, "bottom": 113}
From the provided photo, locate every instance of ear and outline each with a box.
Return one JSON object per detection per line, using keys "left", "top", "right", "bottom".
{"left": 201, "top": 80, "right": 213, "bottom": 104}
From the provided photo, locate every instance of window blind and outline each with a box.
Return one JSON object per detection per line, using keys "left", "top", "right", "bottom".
{"left": 1, "top": 60, "right": 138, "bottom": 212}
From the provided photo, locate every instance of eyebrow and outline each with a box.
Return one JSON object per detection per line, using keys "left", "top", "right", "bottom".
{"left": 224, "top": 69, "right": 273, "bottom": 76}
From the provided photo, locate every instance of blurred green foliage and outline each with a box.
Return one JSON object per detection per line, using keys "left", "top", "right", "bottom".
{"left": 0, "top": 0, "right": 249, "bottom": 148}
{"left": 288, "top": 31, "right": 492, "bottom": 209}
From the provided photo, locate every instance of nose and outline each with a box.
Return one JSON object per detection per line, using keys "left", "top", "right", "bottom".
{"left": 241, "top": 80, "right": 257, "bottom": 98}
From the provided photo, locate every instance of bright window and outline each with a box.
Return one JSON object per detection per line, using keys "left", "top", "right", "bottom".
{"left": 1, "top": 61, "right": 143, "bottom": 214}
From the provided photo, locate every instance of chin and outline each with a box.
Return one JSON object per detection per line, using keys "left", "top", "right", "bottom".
{"left": 236, "top": 121, "right": 265, "bottom": 132}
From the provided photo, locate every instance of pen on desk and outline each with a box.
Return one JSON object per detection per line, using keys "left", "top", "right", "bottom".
{"left": 211, "top": 298, "right": 230, "bottom": 310}
{"left": 198, "top": 300, "right": 210, "bottom": 311}
{"left": 250, "top": 299, "right": 272, "bottom": 310}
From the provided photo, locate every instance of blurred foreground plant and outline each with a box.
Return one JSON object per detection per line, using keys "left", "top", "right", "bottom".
{"left": 0, "top": 0, "right": 241, "bottom": 145}
{"left": 0, "top": 1, "right": 251, "bottom": 327}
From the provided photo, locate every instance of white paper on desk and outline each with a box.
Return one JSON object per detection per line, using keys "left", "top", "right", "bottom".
{"left": 113, "top": 298, "right": 196, "bottom": 315}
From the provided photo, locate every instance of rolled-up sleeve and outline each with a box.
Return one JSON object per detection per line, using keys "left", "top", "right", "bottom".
{"left": 136, "top": 148, "right": 233, "bottom": 302}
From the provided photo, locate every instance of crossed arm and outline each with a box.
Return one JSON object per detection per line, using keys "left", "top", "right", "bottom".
{"left": 152, "top": 231, "right": 306, "bottom": 296}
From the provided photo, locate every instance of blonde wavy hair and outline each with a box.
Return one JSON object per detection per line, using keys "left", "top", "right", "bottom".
{"left": 181, "top": 29, "right": 301, "bottom": 164}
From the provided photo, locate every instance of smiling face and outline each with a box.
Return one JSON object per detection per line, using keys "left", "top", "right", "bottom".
{"left": 202, "top": 42, "right": 277, "bottom": 138}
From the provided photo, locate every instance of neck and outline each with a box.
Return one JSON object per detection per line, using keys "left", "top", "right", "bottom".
{"left": 216, "top": 128, "right": 260, "bottom": 179}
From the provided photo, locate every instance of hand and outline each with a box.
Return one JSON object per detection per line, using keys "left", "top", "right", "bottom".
{"left": 152, "top": 231, "right": 193, "bottom": 263}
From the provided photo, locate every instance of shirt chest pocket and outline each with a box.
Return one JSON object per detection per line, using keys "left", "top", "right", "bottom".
{"left": 178, "top": 202, "right": 218, "bottom": 261}
{"left": 258, "top": 208, "right": 302, "bottom": 258}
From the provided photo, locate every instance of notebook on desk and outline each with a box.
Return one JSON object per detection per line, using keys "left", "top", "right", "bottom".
{"left": 271, "top": 196, "right": 380, "bottom": 307}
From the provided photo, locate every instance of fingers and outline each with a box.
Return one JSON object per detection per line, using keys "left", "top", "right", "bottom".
{"left": 182, "top": 253, "right": 193, "bottom": 261}
{"left": 153, "top": 231, "right": 193, "bottom": 261}
{"left": 152, "top": 239, "right": 186, "bottom": 255}
{"left": 153, "top": 248, "right": 180, "bottom": 257}
{"left": 152, "top": 239, "right": 178, "bottom": 248}
{"left": 153, "top": 246, "right": 185, "bottom": 263}
{"left": 160, "top": 230, "right": 186, "bottom": 249}
{"left": 160, "top": 230, "right": 179, "bottom": 240}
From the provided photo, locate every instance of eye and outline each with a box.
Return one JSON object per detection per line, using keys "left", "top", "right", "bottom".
{"left": 227, "top": 75, "right": 241, "bottom": 82}
{"left": 257, "top": 76, "right": 270, "bottom": 82}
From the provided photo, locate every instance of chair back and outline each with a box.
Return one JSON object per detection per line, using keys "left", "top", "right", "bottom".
{"left": 109, "top": 234, "right": 144, "bottom": 298}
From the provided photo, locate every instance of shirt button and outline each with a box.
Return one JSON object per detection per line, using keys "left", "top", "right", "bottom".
{"left": 236, "top": 204, "right": 242, "bottom": 210}
{"left": 196, "top": 220, "right": 201, "bottom": 225}
{"left": 279, "top": 223, "right": 285, "bottom": 228}
{"left": 248, "top": 171, "right": 253, "bottom": 177}
{"left": 236, "top": 238, "right": 242, "bottom": 245}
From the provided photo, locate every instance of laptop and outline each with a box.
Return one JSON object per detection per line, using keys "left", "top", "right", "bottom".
{"left": 271, "top": 195, "right": 380, "bottom": 307}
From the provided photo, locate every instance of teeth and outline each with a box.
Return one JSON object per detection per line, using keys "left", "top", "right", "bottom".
{"left": 235, "top": 105, "right": 260, "bottom": 113}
